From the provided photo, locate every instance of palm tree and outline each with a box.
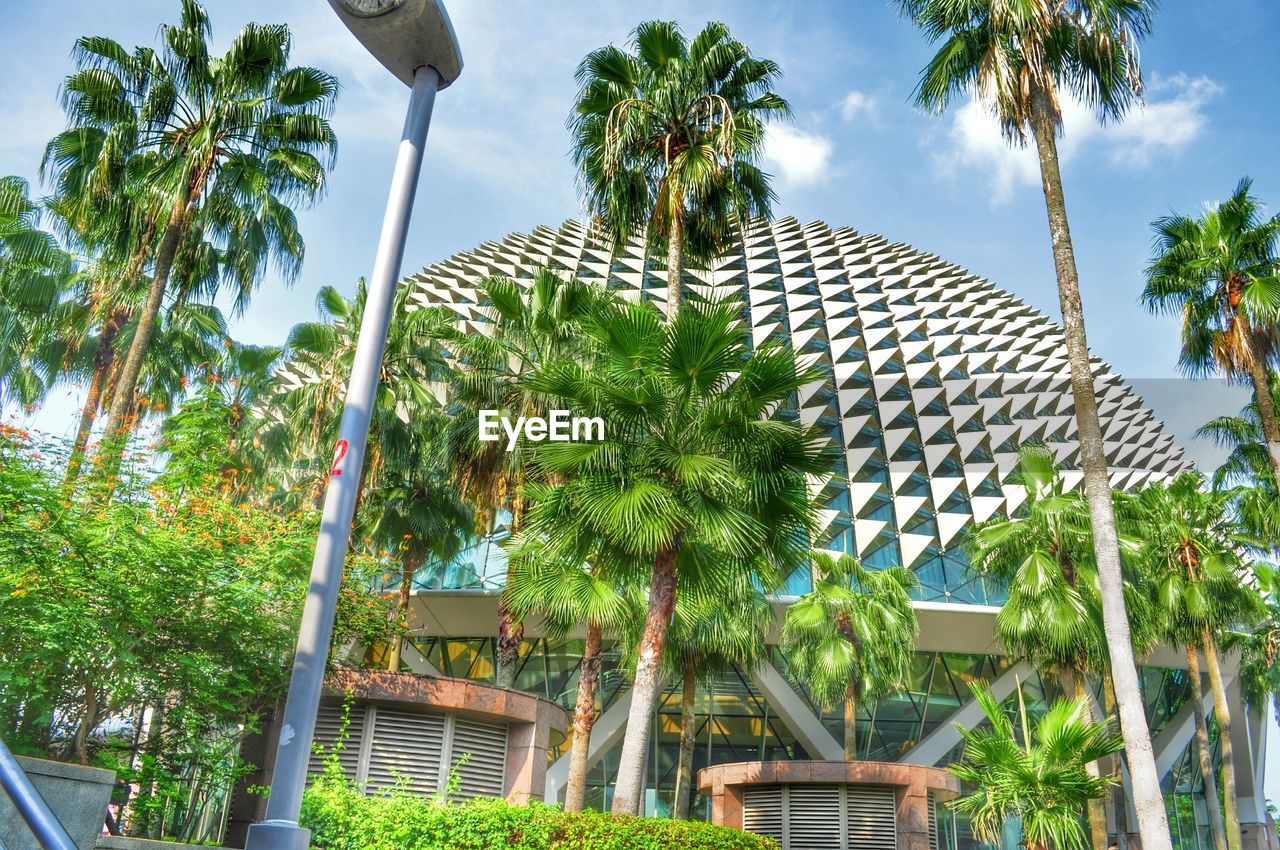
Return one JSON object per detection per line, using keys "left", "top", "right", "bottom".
{"left": 895, "top": 3, "right": 1170, "bottom": 844}
{"left": 435, "top": 269, "right": 610, "bottom": 689}
{"left": 259, "top": 281, "right": 448, "bottom": 505}
{"left": 0, "top": 176, "right": 77, "bottom": 410}
{"left": 1239, "top": 564, "right": 1280, "bottom": 727}
{"left": 519, "top": 297, "right": 831, "bottom": 815}
{"left": 49, "top": 0, "right": 337, "bottom": 474}
{"left": 1197, "top": 377, "right": 1280, "bottom": 543}
{"left": 360, "top": 435, "right": 473, "bottom": 672}
{"left": 950, "top": 682, "right": 1124, "bottom": 850}
{"left": 1143, "top": 179, "right": 1280, "bottom": 484}
{"left": 663, "top": 573, "right": 772, "bottom": 819}
{"left": 503, "top": 537, "right": 639, "bottom": 813}
{"left": 967, "top": 444, "right": 1129, "bottom": 850}
{"left": 570, "top": 21, "right": 787, "bottom": 319}
{"left": 781, "top": 551, "right": 918, "bottom": 761}
{"left": 1133, "top": 473, "right": 1265, "bottom": 850}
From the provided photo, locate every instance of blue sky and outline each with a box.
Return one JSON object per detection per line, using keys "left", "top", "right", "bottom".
{"left": 2, "top": 0, "right": 1279, "bottom": 800}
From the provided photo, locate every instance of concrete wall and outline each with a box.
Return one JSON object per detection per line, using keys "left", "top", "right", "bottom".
{"left": 0, "top": 756, "right": 115, "bottom": 850}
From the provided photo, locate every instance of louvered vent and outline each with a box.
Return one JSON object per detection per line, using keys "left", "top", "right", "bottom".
{"left": 366, "top": 707, "right": 446, "bottom": 794}
{"left": 928, "top": 792, "right": 938, "bottom": 850}
{"left": 448, "top": 717, "right": 508, "bottom": 800}
{"left": 307, "top": 702, "right": 366, "bottom": 783}
{"left": 743, "top": 786, "right": 784, "bottom": 843}
{"left": 846, "top": 785, "right": 897, "bottom": 850}
{"left": 788, "top": 785, "right": 842, "bottom": 849}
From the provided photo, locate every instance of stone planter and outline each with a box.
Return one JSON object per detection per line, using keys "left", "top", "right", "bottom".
{"left": 0, "top": 756, "right": 115, "bottom": 850}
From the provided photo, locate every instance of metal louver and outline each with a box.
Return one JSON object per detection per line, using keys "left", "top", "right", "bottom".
{"left": 845, "top": 785, "right": 897, "bottom": 850}
{"left": 743, "top": 786, "right": 784, "bottom": 844}
{"left": 303, "top": 701, "right": 509, "bottom": 802}
{"left": 788, "top": 785, "right": 842, "bottom": 850}
{"left": 366, "top": 706, "right": 446, "bottom": 794}
{"left": 927, "top": 792, "right": 938, "bottom": 850}
{"left": 738, "top": 783, "right": 898, "bottom": 850}
{"left": 308, "top": 702, "right": 366, "bottom": 782}
{"left": 448, "top": 717, "right": 508, "bottom": 800}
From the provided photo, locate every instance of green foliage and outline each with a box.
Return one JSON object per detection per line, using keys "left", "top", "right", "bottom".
{"left": 0, "top": 384, "right": 396, "bottom": 839}
{"left": 301, "top": 774, "right": 778, "bottom": 850}
{"left": 949, "top": 683, "right": 1124, "bottom": 850}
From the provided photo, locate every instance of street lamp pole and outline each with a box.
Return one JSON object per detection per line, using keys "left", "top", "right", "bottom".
{"left": 244, "top": 3, "right": 461, "bottom": 848}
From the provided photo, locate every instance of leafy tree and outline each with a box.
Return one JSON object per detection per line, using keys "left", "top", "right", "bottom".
{"left": 570, "top": 21, "right": 787, "bottom": 319}
{"left": 1239, "top": 565, "right": 1280, "bottom": 727}
{"left": 895, "top": 2, "right": 1170, "bottom": 844}
{"left": 1133, "top": 473, "right": 1265, "bottom": 850}
{"left": 436, "top": 269, "right": 611, "bottom": 688}
{"left": 519, "top": 298, "right": 830, "bottom": 815}
{"left": 48, "top": 0, "right": 337, "bottom": 478}
{"left": 1143, "top": 179, "right": 1280, "bottom": 483}
{"left": 781, "top": 551, "right": 918, "bottom": 762}
{"left": 950, "top": 683, "right": 1123, "bottom": 850}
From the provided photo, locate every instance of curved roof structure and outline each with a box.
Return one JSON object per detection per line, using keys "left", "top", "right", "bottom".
{"left": 405, "top": 217, "right": 1187, "bottom": 604}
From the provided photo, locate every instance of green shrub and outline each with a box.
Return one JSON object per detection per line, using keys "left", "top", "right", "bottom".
{"left": 300, "top": 774, "right": 777, "bottom": 850}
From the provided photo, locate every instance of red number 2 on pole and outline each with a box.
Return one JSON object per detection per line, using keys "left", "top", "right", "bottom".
{"left": 330, "top": 439, "right": 349, "bottom": 477}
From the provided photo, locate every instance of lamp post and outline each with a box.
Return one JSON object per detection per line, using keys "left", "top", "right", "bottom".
{"left": 243, "top": 3, "right": 461, "bottom": 849}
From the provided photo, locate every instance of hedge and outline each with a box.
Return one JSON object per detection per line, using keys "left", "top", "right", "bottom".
{"left": 300, "top": 774, "right": 778, "bottom": 850}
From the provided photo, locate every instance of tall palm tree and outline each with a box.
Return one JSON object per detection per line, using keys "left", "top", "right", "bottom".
{"left": 950, "top": 682, "right": 1124, "bottom": 850}
{"left": 895, "top": 3, "right": 1170, "bottom": 844}
{"left": 1133, "top": 473, "right": 1265, "bottom": 850}
{"left": 436, "top": 269, "right": 610, "bottom": 688}
{"left": 781, "top": 551, "right": 918, "bottom": 761}
{"left": 662, "top": 572, "right": 772, "bottom": 819}
{"left": 519, "top": 298, "right": 830, "bottom": 815}
{"left": 570, "top": 20, "right": 787, "bottom": 319}
{"left": 503, "top": 537, "right": 639, "bottom": 813}
{"left": 1239, "top": 564, "right": 1280, "bottom": 727}
{"left": 49, "top": 0, "right": 337, "bottom": 476}
{"left": 1143, "top": 179, "right": 1280, "bottom": 484}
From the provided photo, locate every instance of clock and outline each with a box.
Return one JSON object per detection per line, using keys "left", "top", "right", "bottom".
{"left": 335, "top": 0, "right": 408, "bottom": 18}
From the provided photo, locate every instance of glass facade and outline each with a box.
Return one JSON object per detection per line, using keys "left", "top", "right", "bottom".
{"left": 408, "top": 634, "right": 1201, "bottom": 825}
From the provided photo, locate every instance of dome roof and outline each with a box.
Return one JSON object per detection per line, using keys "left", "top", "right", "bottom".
{"left": 406, "top": 217, "right": 1186, "bottom": 603}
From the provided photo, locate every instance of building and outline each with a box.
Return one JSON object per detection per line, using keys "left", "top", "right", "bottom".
{"left": 338, "top": 218, "right": 1270, "bottom": 849}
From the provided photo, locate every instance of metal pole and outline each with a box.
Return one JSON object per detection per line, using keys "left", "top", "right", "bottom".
{"left": 244, "top": 63, "right": 441, "bottom": 850}
{"left": 0, "top": 737, "right": 77, "bottom": 850}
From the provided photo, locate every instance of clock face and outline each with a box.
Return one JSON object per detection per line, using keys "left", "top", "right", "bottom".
{"left": 336, "top": 0, "right": 408, "bottom": 18}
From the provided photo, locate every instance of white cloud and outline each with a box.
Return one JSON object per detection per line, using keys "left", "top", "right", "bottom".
{"left": 935, "top": 74, "right": 1220, "bottom": 204}
{"left": 764, "top": 124, "right": 835, "bottom": 188}
{"left": 840, "top": 90, "right": 877, "bottom": 122}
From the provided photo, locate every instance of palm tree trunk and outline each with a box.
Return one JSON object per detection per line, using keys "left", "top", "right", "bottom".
{"left": 673, "top": 657, "right": 698, "bottom": 819}
{"left": 666, "top": 216, "right": 683, "bottom": 321}
{"left": 1201, "top": 628, "right": 1242, "bottom": 850}
{"left": 1188, "top": 643, "right": 1229, "bottom": 850}
{"left": 843, "top": 684, "right": 858, "bottom": 761}
{"left": 100, "top": 190, "right": 190, "bottom": 492}
{"left": 386, "top": 554, "right": 417, "bottom": 672}
{"left": 64, "top": 310, "right": 126, "bottom": 489}
{"left": 497, "top": 501, "right": 526, "bottom": 689}
{"left": 1064, "top": 668, "right": 1110, "bottom": 850}
{"left": 564, "top": 621, "right": 604, "bottom": 813}
{"left": 1028, "top": 89, "right": 1174, "bottom": 850}
{"left": 611, "top": 542, "right": 680, "bottom": 816}
{"left": 1243, "top": 339, "right": 1280, "bottom": 485}
{"left": 1103, "top": 675, "right": 1133, "bottom": 850}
